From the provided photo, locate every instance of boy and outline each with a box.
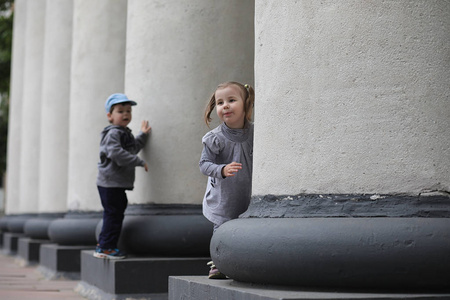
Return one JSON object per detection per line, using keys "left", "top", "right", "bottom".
{"left": 94, "top": 93, "right": 151, "bottom": 259}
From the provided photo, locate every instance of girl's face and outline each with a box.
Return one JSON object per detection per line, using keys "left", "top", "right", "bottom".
{"left": 107, "top": 103, "right": 132, "bottom": 127}
{"left": 215, "top": 85, "right": 246, "bottom": 129}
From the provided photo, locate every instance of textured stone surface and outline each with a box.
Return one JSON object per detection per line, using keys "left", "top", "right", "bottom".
{"left": 169, "top": 276, "right": 450, "bottom": 300}
{"left": 125, "top": 0, "right": 254, "bottom": 206}
{"left": 242, "top": 194, "right": 450, "bottom": 218}
{"left": 253, "top": 1, "right": 450, "bottom": 196}
{"left": 211, "top": 217, "right": 450, "bottom": 289}
{"left": 80, "top": 250, "right": 210, "bottom": 295}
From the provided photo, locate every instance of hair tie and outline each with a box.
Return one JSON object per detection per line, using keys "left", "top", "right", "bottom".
{"left": 244, "top": 84, "right": 249, "bottom": 89}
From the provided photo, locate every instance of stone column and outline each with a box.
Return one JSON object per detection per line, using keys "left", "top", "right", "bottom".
{"left": 4, "top": 0, "right": 27, "bottom": 217}
{"left": 0, "top": 0, "right": 27, "bottom": 240}
{"left": 211, "top": 1, "right": 450, "bottom": 289}
{"left": 47, "top": 0, "right": 128, "bottom": 246}
{"left": 23, "top": 0, "right": 73, "bottom": 243}
{"left": 10, "top": 0, "right": 47, "bottom": 233}
{"left": 38, "top": 0, "right": 73, "bottom": 216}
{"left": 121, "top": 0, "right": 254, "bottom": 255}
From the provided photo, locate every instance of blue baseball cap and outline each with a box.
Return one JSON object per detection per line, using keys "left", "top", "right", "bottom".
{"left": 105, "top": 93, "right": 137, "bottom": 112}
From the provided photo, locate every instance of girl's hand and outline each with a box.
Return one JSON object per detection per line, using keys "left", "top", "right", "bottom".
{"left": 141, "top": 120, "right": 152, "bottom": 134}
{"left": 221, "top": 162, "right": 242, "bottom": 177}
{"left": 144, "top": 163, "right": 148, "bottom": 172}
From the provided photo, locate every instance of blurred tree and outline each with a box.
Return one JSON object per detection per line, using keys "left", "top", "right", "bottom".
{"left": 0, "top": 0, "right": 13, "bottom": 185}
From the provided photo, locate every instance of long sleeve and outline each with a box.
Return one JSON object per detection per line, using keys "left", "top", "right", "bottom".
{"left": 200, "top": 122, "right": 254, "bottom": 227}
{"left": 134, "top": 131, "right": 148, "bottom": 153}
{"left": 199, "top": 132, "right": 226, "bottom": 179}
{"left": 104, "top": 130, "right": 144, "bottom": 167}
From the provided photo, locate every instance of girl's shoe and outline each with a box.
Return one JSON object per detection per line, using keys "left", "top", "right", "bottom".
{"left": 93, "top": 246, "right": 126, "bottom": 259}
{"left": 207, "top": 261, "right": 227, "bottom": 279}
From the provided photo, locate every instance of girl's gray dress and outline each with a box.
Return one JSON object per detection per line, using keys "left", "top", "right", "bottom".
{"left": 199, "top": 122, "right": 254, "bottom": 227}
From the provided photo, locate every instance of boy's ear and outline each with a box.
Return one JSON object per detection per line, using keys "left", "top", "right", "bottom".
{"left": 106, "top": 112, "right": 112, "bottom": 121}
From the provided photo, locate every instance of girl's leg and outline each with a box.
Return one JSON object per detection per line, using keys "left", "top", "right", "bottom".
{"left": 208, "top": 222, "right": 227, "bottom": 279}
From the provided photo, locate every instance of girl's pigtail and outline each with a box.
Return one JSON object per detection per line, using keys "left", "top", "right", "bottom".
{"left": 204, "top": 93, "right": 216, "bottom": 127}
{"left": 244, "top": 84, "right": 255, "bottom": 123}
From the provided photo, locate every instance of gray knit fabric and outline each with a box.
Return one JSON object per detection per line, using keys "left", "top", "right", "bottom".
{"left": 200, "top": 122, "right": 254, "bottom": 226}
{"left": 97, "top": 125, "right": 147, "bottom": 189}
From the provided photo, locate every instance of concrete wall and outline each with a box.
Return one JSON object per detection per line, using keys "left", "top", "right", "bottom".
{"left": 126, "top": 0, "right": 254, "bottom": 205}
{"left": 67, "top": 0, "right": 127, "bottom": 211}
{"left": 18, "top": 0, "right": 46, "bottom": 213}
{"left": 253, "top": 0, "right": 450, "bottom": 196}
{"left": 5, "top": 0, "right": 27, "bottom": 215}
{"left": 38, "top": 0, "right": 73, "bottom": 213}
{"left": 209, "top": 0, "right": 450, "bottom": 289}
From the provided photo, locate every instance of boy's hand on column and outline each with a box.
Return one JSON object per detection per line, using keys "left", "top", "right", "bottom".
{"left": 141, "top": 120, "right": 152, "bottom": 134}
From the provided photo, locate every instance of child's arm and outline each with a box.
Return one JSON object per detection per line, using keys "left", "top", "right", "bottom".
{"left": 141, "top": 120, "right": 151, "bottom": 134}
{"left": 135, "top": 120, "right": 152, "bottom": 152}
{"left": 221, "top": 162, "right": 242, "bottom": 177}
{"left": 105, "top": 130, "right": 146, "bottom": 168}
{"left": 199, "top": 132, "right": 231, "bottom": 178}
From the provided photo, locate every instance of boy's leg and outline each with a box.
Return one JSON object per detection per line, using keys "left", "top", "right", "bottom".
{"left": 97, "top": 186, "right": 128, "bottom": 249}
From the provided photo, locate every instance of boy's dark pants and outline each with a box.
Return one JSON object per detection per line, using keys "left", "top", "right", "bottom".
{"left": 97, "top": 186, "right": 128, "bottom": 249}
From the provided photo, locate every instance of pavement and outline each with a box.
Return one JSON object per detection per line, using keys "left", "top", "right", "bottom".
{"left": 0, "top": 252, "right": 86, "bottom": 300}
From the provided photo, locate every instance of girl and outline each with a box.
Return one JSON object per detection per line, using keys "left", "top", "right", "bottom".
{"left": 199, "top": 81, "right": 255, "bottom": 279}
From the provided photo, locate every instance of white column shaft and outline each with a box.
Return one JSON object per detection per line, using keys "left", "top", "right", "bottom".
{"left": 38, "top": 0, "right": 73, "bottom": 213}
{"left": 126, "top": 0, "right": 255, "bottom": 204}
{"left": 67, "top": 0, "right": 127, "bottom": 211}
{"left": 253, "top": 1, "right": 450, "bottom": 195}
{"left": 18, "top": 0, "right": 46, "bottom": 213}
{"left": 5, "top": 0, "right": 27, "bottom": 214}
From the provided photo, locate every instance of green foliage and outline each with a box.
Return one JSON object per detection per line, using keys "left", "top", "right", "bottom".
{"left": 0, "top": 0, "right": 13, "bottom": 183}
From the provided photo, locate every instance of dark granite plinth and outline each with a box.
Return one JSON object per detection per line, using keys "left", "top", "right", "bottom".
{"left": 17, "top": 237, "right": 51, "bottom": 265}
{"left": 79, "top": 250, "right": 210, "bottom": 297}
{"left": 2, "top": 232, "right": 25, "bottom": 255}
{"left": 38, "top": 244, "right": 95, "bottom": 280}
{"left": 169, "top": 276, "right": 450, "bottom": 300}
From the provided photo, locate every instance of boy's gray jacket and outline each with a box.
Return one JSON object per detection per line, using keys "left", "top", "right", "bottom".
{"left": 97, "top": 125, "right": 148, "bottom": 189}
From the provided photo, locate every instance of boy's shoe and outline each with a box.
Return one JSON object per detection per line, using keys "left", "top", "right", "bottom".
{"left": 207, "top": 261, "right": 227, "bottom": 279}
{"left": 93, "top": 246, "right": 126, "bottom": 259}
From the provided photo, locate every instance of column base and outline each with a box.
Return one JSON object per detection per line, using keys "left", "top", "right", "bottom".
{"left": 48, "top": 213, "right": 101, "bottom": 245}
{"left": 78, "top": 250, "right": 210, "bottom": 297}
{"left": 211, "top": 217, "right": 450, "bottom": 289}
{"left": 17, "top": 237, "right": 51, "bottom": 266}
{"left": 2, "top": 232, "right": 25, "bottom": 255}
{"left": 38, "top": 244, "right": 95, "bottom": 279}
{"left": 168, "top": 276, "right": 450, "bottom": 300}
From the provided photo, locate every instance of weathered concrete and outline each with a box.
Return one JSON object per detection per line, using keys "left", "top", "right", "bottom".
{"left": 5, "top": 0, "right": 27, "bottom": 215}
{"left": 103, "top": 205, "right": 212, "bottom": 256}
{"left": 125, "top": 0, "right": 255, "bottom": 206}
{"left": 39, "top": 244, "right": 94, "bottom": 280}
{"left": 18, "top": 0, "right": 46, "bottom": 213}
{"left": 241, "top": 194, "right": 450, "bottom": 218}
{"left": 169, "top": 276, "right": 450, "bottom": 300}
{"left": 2, "top": 232, "right": 25, "bottom": 256}
{"left": 67, "top": 0, "right": 127, "bottom": 212}
{"left": 253, "top": 1, "right": 450, "bottom": 196}
{"left": 17, "top": 238, "right": 51, "bottom": 266}
{"left": 79, "top": 250, "right": 210, "bottom": 296}
{"left": 211, "top": 217, "right": 450, "bottom": 289}
{"left": 39, "top": 0, "right": 73, "bottom": 214}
